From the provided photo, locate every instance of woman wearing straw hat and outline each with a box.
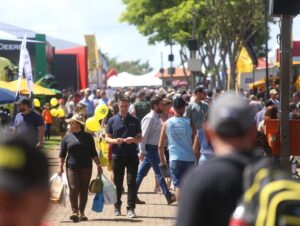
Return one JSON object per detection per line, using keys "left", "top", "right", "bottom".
{"left": 57, "top": 114, "right": 102, "bottom": 222}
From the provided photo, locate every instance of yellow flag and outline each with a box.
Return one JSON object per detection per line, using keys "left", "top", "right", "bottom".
{"left": 84, "top": 35, "right": 101, "bottom": 70}
{"left": 237, "top": 47, "right": 253, "bottom": 74}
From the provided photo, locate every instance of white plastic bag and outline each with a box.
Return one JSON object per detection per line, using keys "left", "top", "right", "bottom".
{"left": 101, "top": 174, "right": 117, "bottom": 205}
{"left": 49, "top": 173, "right": 69, "bottom": 207}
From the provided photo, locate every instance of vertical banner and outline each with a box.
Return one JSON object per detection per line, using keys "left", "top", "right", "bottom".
{"left": 84, "top": 34, "right": 101, "bottom": 70}
{"left": 23, "top": 48, "right": 34, "bottom": 94}
{"left": 16, "top": 35, "right": 27, "bottom": 98}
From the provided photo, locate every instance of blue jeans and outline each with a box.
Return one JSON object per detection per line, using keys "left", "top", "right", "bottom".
{"left": 170, "top": 160, "right": 194, "bottom": 188}
{"left": 136, "top": 144, "right": 172, "bottom": 199}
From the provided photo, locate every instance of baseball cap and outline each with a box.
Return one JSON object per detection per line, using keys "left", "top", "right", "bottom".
{"left": 15, "top": 97, "right": 31, "bottom": 106}
{"left": 208, "top": 91, "right": 253, "bottom": 138}
{"left": 0, "top": 137, "right": 49, "bottom": 194}
{"left": 173, "top": 96, "right": 187, "bottom": 109}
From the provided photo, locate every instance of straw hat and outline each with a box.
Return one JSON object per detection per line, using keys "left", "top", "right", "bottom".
{"left": 65, "top": 114, "right": 85, "bottom": 125}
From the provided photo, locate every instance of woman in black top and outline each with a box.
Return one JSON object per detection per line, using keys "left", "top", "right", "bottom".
{"left": 57, "top": 114, "right": 102, "bottom": 222}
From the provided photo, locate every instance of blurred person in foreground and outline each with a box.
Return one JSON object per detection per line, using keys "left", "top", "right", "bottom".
{"left": 0, "top": 136, "right": 50, "bottom": 226}
{"left": 176, "top": 92, "right": 258, "bottom": 226}
{"left": 57, "top": 114, "right": 102, "bottom": 222}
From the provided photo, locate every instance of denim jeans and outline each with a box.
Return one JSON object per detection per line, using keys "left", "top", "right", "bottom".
{"left": 112, "top": 155, "right": 139, "bottom": 210}
{"left": 136, "top": 144, "right": 172, "bottom": 199}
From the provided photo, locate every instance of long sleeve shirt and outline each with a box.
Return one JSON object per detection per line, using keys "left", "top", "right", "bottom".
{"left": 140, "top": 110, "right": 162, "bottom": 154}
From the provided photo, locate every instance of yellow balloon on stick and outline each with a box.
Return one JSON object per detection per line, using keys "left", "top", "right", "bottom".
{"left": 57, "top": 108, "right": 65, "bottom": 118}
{"left": 95, "top": 104, "right": 109, "bottom": 120}
{"left": 33, "top": 98, "right": 40, "bottom": 107}
{"left": 86, "top": 117, "right": 100, "bottom": 132}
{"left": 50, "top": 98, "right": 58, "bottom": 107}
{"left": 50, "top": 108, "right": 58, "bottom": 117}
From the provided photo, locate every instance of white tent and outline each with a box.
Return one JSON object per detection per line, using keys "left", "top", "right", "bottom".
{"left": 107, "top": 71, "right": 162, "bottom": 87}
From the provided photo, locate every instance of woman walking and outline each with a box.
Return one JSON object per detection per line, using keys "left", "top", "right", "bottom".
{"left": 57, "top": 114, "right": 102, "bottom": 222}
{"left": 42, "top": 103, "right": 53, "bottom": 140}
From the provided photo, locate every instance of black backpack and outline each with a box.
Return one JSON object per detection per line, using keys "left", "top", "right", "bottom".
{"left": 230, "top": 158, "right": 300, "bottom": 226}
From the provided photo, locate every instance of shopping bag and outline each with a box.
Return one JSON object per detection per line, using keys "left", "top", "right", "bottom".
{"left": 102, "top": 174, "right": 117, "bottom": 205}
{"left": 89, "top": 176, "right": 103, "bottom": 193}
{"left": 49, "top": 173, "right": 68, "bottom": 207}
{"left": 92, "top": 192, "right": 104, "bottom": 212}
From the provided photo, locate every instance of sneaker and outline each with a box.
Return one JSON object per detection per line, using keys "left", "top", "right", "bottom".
{"left": 166, "top": 194, "right": 176, "bottom": 205}
{"left": 136, "top": 196, "right": 146, "bottom": 204}
{"left": 114, "top": 209, "right": 121, "bottom": 216}
{"left": 127, "top": 209, "right": 137, "bottom": 218}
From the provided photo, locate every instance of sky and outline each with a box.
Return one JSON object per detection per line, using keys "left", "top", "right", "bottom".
{"left": 0, "top": 0, "right": 299, "bottom": 71}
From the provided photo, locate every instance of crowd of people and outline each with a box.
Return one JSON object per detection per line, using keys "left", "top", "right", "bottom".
{"left": 0, "top": 83, "right": 299, "bottom": 225}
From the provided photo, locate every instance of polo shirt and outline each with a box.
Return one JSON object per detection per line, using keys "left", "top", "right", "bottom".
{"left": 14, "top": 110, "right": 44, "bottom": 146}
{"left": 106, "top": 113, "right": 141, "bottom": 157}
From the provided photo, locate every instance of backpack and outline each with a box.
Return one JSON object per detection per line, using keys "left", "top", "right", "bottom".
{"left": 230, "top": 158, "right": 300, "bottom": 226}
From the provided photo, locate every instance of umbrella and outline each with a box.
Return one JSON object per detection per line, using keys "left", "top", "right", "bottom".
{"left": 8, "top": 79, "right": 56, "bottom": 96}
{"left": 0, "top": 87, "right": 15, "bottom": 104}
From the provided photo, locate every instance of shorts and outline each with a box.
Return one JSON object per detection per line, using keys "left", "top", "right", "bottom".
{"left": 169, "top": 160, "right": 194, "bottom": 188}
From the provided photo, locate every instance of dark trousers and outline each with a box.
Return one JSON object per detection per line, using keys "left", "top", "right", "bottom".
{"left": 45, "top": 123, "right": 52, "bottom": 140}
{"left": 112, "top": 155, "right": 139, "bottom": 210}
{"left": 66, "top": 167, "right": 92, "bottom": 213}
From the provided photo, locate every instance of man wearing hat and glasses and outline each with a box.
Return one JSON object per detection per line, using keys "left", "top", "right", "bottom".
{"left": 13, "top": 98, "right": 45, "bottom": 149}
{"left": 0, "top": 136, "right": 50, "bottom": 226}
{"left": 176, "top": 92, "right": 258, "bottom": 226}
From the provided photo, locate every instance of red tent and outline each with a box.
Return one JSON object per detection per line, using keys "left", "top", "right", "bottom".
{"left": 56, "top": 47, "right": 88, "bottom": 89}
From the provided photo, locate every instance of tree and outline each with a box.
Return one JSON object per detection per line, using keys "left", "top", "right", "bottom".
{"left": 106, "top": 55, "right": 153, "bottom": 75}
{"left": 120, "top": 0, "right": 267, "bottom": 89}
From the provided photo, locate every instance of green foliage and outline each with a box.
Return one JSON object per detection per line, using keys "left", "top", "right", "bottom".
{"left": 106, "top": 55, "right": 152, "bottom": 75}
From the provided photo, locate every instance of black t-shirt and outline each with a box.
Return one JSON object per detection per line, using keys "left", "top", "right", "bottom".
{"left": 59, "top": 131, "right": 98, "bottom": 169}
{"left": 176, "top": 151, "right": 256, "bottom": 226}
{"left": 106, "top": 113, "right": 141, "bottom": 157}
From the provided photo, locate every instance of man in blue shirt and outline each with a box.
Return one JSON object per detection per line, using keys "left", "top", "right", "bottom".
{"left": 13, "top": 98, "right": 44, "bottom": 149}
{"left": 80, "top": 89, "right": 94, "bottom": 117}
{"left": 105, "top": 95, "right": 142, "bottom": 218}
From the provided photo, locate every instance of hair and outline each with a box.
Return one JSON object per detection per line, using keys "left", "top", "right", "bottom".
{"left": 162, "top": 98, "right": 172, "bottom": 106}
{"left": 194, "top": 86, "right": 204, "bottom": 94}
{"left": 264, "top": 105, "right": 278, "bottom": 119}
{"left": 67, "top": 95, "right": 74, "bottom": 102}
{"left": 118, "top": 95, "right": 130, "bottom": 103}
{"left": 150, "top": 96, "right": 162, "bottom": 109}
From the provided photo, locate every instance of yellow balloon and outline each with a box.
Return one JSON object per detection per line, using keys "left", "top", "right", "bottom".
{"left": 86, "top": 117, "right": 100, "bottom": 132}
{"left": 95, "top": 104, "right": 109, "bottom": 120}
{"left": 33, "top": 98, "right": 40, "bottom": 107}
{"left": 50, "top": 98, "right": 58, "bottom": 107}
{"left": 50, "top": 108, "right": 58, "bottom": 117}
{"left": 57, "top": 108, "right": 65, "bottom": 118}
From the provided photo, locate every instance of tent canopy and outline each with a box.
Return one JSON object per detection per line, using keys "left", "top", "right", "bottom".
{"left": 0, "top": 87, "right": 15, "bottom": 104}
{"left": 107, "top": 71, "right": 162, "bottom": 87}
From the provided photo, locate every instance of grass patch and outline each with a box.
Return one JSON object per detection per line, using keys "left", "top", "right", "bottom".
{"left": 44, "top": 136, "right": 61, "bottom": 150}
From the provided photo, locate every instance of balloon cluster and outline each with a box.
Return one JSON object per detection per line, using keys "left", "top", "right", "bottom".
{"left": 85, "top": 104, "right": 109, "bottom": 132}
{"left": 49, "top": 98, "right": 65, "bottom": 118}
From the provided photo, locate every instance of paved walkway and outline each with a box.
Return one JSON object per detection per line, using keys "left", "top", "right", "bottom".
{"left": 44, "top": 147, "right": 177, "bottom": 226}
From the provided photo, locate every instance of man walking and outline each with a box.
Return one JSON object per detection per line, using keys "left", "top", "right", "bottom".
{"left": 185, "top": 86, "right": 208, "bottom": 129}
{"left": 105, "top": 96, "right": 142, "bottom": 218}
{"left": 136, "top": 96, "right": 176, "bottom": 205}
{"left": 13, "top": 98, "right": 44, "bottom": 149}
{"left": 176, "top": 92, "right": 258, "bottom": 226}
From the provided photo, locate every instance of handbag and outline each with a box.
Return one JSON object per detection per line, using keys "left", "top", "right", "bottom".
{"left": 89, "top": 176, "right": 103, "bottom": 193}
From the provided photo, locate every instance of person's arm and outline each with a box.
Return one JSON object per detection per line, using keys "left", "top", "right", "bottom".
{"left": 193, "top": 134, "right": 200, "bottom": 161}
{"left": 124, "top": 118, "right": 142, "bottom": 144}
{"left": 139, "top": 116, "right": 152, "bottom": 154}
{"left": 57, "top": 138, "right": 67, "bottom": 176}
{"left": 36, "top": 125, "right": 45, "bottom": 148}
{"left": 105, "top": 133, "right": 124, "bottom": 144}
{"left": 93, "top": 156, "right": 103, "bottom": 175}
{"left": 158, "top": 122, "right": 167, "bottom": 165}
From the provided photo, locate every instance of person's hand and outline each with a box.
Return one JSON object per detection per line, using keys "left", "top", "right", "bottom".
{"left": 116, "top": 138, "right": 124, "bottom": 144}
{"left": 138, "top": 153, "right": 144, "bottom": 161}
{"left": 124, "top": 137, "right": 135, "bottom": 144}
{"left": 97, "top": 165, "right": 103, "bottom": 175}
{"left": 57, "top": 167, "right": 64, "bottom": 176}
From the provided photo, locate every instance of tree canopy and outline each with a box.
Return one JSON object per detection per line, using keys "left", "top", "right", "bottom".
{"left": 120, "top": 0, "right": 268, "bottom": 89}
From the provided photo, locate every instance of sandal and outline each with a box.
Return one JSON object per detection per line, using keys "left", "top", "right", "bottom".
{"left": 79, "top": 212, "right": 88, "bottom": 221}
{"left": 70, "top": 213, "right": 79, "bottom": 222}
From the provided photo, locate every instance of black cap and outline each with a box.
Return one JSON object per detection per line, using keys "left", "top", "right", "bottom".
{"left": 194, "top": 86, "right": 205, "bottom": 94}
{"left": 15, "top": 97, "right": 31, "bottom": 106}
{"left": 173, "top": 97, "right": 187, "bottom": 109}
{"left": 0, "top": 137, "right": 49, "bottom": 194}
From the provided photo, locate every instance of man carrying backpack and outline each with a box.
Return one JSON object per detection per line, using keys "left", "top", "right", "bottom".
{"left": 176, "top": 92, "right": 258, "bottom": 226}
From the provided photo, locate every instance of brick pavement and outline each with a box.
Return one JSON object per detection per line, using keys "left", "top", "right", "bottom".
{"left": 44, "top": 147, "right": 177, "bottom": 226}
